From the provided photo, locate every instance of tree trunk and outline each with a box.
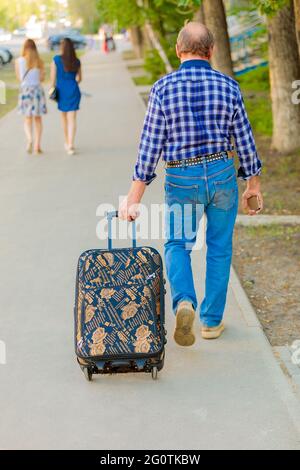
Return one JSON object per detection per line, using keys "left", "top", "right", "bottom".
{"left": 129, "top": 26, "right": 145, "bottom": 58}
{"left": 141, "top": 25, "right": 152, "bottom": 49}
{"left": 268, "top": 1, "right": 300, "bottom": 152}
{"left": 144, "top": 22, "right": 173, "bottom": 73}
{"left": 294, "top": 0, "right": 300, "bottom": 57}
{"left": 202, "top": 0, "right": 234, "bottom": 76}
{"left": 194, "top": 4, "right": 205, "bottom": 23}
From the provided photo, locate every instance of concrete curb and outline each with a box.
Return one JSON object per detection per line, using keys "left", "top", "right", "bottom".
{"left": 274, "top": 346, "right": 300, "bottom": 383}
{"left": 121, "top": 53, "right": 149, "bottom": 116}
{"left": 230, "top": 267, "right": 300, "bottom": 436}
{"left": 230, "top": 267, "right": 262, "bottom": 328}
{"left": 135, "top": 85, "right": 152, "bottom": 95}
{"left": 237, "top": 215, "right": 300, "bottom": 226}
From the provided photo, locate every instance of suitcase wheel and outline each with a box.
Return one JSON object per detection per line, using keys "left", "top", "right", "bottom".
{"left": 83, "top": 367, "right": 93, "bottom": 382}
{"left": 151, "top": 366, "right": 158, "bottom": 381}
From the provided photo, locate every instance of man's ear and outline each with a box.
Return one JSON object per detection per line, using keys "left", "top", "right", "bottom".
{"left": 176, "top": 44, "right": 181, "bottom": 60}
{"left": 207, "top": 46, "right": 214, "bottom": 61}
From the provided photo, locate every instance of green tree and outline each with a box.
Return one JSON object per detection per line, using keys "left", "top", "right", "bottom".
{"left": 97, "top": 0, "right": 194, "bottom": 67}
{"left": 0, "top": 0, "right": 58, "bottom": 30}
{"left": 68, "top": 0, "right": 101, "bottom": 33}
{"left": 97, "top": 0, "right": 234, "bottom": 75}
{"left": 97, "top": 0, "right": 145, "bottom": 57}
{"left": 255, "top": 0, "right": 300, "bottom": 152}
{"left": 97, "top": 0, "right": 143, "bottom": 28}
{"left": 294, "top": 0, "right": 300, "bottom": 56}
{"left": 176, "top": 0, "right": 234, "bottom": 76}
{"left": 202, "top": 0, "right": 234, "bottom": 76}
{"left": 0, "top": 6, "right": 9, "bottom": 29}
{"left": 253, "top": 0, "right": 288, "bottom": 15}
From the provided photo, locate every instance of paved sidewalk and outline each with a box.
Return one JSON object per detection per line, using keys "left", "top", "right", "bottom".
{"left": 0, "top": 48, "right": 300, "bottom": 450}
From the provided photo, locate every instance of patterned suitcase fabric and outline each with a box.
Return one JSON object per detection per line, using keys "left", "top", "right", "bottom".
{"left": 75, "top": 246, "right": 165, "bottom": 362}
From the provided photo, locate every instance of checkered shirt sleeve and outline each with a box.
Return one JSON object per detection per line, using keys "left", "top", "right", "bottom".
{"left": 133, "top": 85, "right": 166, "bottom": 184}
{"left": 231, "top": 87, "right": 262, "bottom": 180}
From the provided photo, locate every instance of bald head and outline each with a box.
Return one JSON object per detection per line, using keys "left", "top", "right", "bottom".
{"left": 176, "top": 22, "right": 214, "bottom": 60}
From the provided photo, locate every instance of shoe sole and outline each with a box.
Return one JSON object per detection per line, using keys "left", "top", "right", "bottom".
{"left": 174, "top": 307, "right": 195, "bottom": 347}
{"left": 201, "top": 323, "right": 225, "bottom": 340}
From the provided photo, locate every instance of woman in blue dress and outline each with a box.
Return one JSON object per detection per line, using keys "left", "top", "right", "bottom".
{"left": 50, "top": 38, "right": 82, "bottom": 155}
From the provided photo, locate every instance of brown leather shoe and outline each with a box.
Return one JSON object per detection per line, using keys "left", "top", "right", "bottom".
{"left": 201, "top": 322, "right": 225, "bottom": 340}
{"left": 174, "top": 301, "right": 195, "bottom": 347}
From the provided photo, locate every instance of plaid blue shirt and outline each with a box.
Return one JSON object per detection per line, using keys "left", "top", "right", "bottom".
{"left": 133, "top": 59, "right": 262, "bottom": 184}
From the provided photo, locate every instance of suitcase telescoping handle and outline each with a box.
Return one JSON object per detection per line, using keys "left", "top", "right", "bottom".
{"left": 106, "top": 210, "right": 137, "bottom": 250}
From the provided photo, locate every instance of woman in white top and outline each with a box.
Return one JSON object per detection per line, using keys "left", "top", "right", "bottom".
{"left": 15, "top": 39, "right": 47, "bottom": 154}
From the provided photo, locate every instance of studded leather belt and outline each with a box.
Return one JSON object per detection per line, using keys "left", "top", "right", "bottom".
{"left": 165, "top": 150, "right": 235, "bottom": 169}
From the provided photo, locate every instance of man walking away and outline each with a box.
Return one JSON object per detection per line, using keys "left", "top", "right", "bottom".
{"left": 119, "top": 22, "right": 263, "bottom": 347}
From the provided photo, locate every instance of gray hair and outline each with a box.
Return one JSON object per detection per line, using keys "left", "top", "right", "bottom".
{"left": 177, "top": 22, "right": 215, "bottom": 58}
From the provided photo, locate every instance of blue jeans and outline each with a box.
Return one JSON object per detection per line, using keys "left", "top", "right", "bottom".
{"left": 164, "top": 157, "right": 238, "bottom": 327}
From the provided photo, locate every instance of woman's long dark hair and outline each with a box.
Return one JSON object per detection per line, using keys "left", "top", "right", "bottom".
{"left": 61, "top": 38, "right": 79, "bottom": 73}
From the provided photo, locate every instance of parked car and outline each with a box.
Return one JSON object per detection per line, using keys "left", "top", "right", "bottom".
{"left": 0, "top": 29, "right": 12, "bottom": 42}
{"left": 13, "top": 27, "right": 27, "bottom": 37}
{"left": 47, "top": 32, "right": 86, "bottom": 50}
{"left": 0, "top": 47, "right": 13, "bottom": 66}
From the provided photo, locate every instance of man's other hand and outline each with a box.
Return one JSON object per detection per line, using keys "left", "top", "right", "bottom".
{"left": 242, "top": 175, "right": 263, "bottom": 216}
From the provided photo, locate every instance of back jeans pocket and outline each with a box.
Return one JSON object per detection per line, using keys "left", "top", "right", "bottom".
{"left": 164, "top": 181, "right": 198, "bottom": 241}
{"left": 212, "top": 172, "right": 238, "bottom": 211}
{"left": 165, "top": 181, "right": 198, "bottom": 206}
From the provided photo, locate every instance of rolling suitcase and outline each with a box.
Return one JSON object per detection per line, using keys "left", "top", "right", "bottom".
{"left": 74, "top": 211, "right": 166, "bottom": 381}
